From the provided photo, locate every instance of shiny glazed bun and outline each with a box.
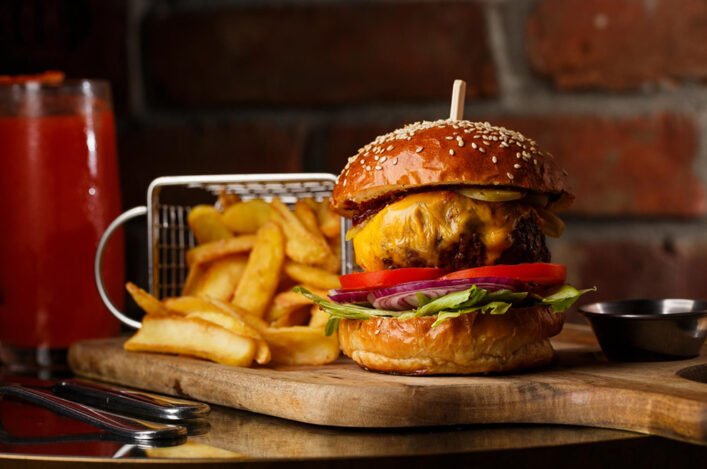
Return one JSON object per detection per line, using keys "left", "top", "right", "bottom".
{"left": 331, "top": 119, "right": 573, "bottom": 218}
{"left": 337, "top": 305, "right": 565, "bottom": 375}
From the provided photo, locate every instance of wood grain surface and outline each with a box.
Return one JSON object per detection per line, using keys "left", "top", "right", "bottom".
{"left": 67, "top": 324, "right": 707, "bottom": 445}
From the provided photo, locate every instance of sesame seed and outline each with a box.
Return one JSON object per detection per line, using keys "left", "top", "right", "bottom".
{"left": 513, "top": 163, "right": 521, "bottom": 169}
{"left": 516, "top": 152, "right": 521, "bottom": 158}
{"left": 365, "top": 165, "right": 371, "bottom": 171}
{"left": 471, "top": 142, "right": 477, "bottom": 149}
{"left": 343, "top": 179, "right": 348, "bottom": 186}
{"left": 380, "top": 156, "right": 387, "bottom": 163}
{"left": 458, "top": 140, "right": 465, "bottom": 147}
{"left": 478, "top": 147, "right": 485, "bottom": 153}
{"left": 386, "top": 145, "right": 394, "bottom": 151}
{"left": 375, "top": 165, "right": 382, "bottom": 171}
{"left": 445, "top": 136, "right": 454, "bottom": 140}
{"left": 392, "top": 158, "right": 399, "bottom": 165}
{"left": 374, "top": 155, "right": 379, "bottom": 161}
{"left": 449, "top": 149, "right": 455, "bottom": 156}
{"left": 416, "top": 146, "right": 423, "bottom": 153}
{"left": 506, "top": 172, "right": 514, "bottom": 180}
{"left": 492, "top": 156, "right": 498, "bottom": 164}
{"left": 533, "top": 159, "right": 538, "bottom": 165}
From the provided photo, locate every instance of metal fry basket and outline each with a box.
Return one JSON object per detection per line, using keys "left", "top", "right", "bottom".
{"left": 95, "top": 173, "right": 350, "bottom": 329}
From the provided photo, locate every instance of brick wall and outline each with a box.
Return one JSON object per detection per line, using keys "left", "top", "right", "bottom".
{"left": 3, "top": 0, "right": 707, "bottom": 321}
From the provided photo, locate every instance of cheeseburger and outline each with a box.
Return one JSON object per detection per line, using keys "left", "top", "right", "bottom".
{"left": 298, "top": 119, "right": 593, "bottom": 375}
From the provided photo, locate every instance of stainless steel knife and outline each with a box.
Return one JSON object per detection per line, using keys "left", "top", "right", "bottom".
{"left": 0, "top": 382, "right": 186, "bottom": 441}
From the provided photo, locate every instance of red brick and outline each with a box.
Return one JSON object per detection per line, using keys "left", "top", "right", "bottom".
{"left": 526, "top": 0, "right": 707, "bottom": 90}
{"left": 551, "top": 237, "right": 707, "bottom": 323}
{"left": 323, "top": 114, "right": 705, "bottom": 217}
{"left": 498, "top": 114, "right": 705, "bottom": 217}
{"left": 118, "top": 120, "right": 306, "bottom": 208}
{"left": 0, "top": 0, "right": 129, "bottom": 114}
{"left": 144, "top": 3, "right": 496, "bottom": 107}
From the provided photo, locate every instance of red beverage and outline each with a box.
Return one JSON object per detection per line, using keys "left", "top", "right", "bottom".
{"left": 0, "top": 78, "right": 123, "bottom": 369}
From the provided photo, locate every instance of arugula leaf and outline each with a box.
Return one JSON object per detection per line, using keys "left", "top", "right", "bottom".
{"left": 294, "top": 287, "right": 410, "bottom": 319}
{"left": 431, "top": 301, "right": 512, "bottom": 327}
{"left": 324, "top": 317, "right": 340, "bottom": 337}
{"left": 485, "top": 289, "right": 528, "bottom": 303}
{"left": 415, "top": 286, "right": 482, "bottom": 317}
{"left": 540, "top": 285, "right": 597, "bottom": 313}
{"left": 294, "top": 284, "right": 596, "bottom": 333}
{"left": 415, "top": 292, "right": 432, "bottom": 308}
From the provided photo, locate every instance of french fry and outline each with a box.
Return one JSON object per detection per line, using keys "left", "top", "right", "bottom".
{"left": 187, "top": 205, "right": 233, "bottom": 244}
{"left": 293, "top": 200, "right": 339, "bottom": 272}
{"left": 266, "top": 290, "right": 326, "bottom": 327}
{"left": 185, "top": 310, "right": 270, "bottom": 365}
{"left": 210, "top": 299, "right": 270, "bottom": 333}
{"left": 165, "top": 296, "right": 267, "bottom": 343}
{"left": 202, "top": 298, "right": 271, "bottom": 363}
{"left": 222, "top": 200, "right": 273, "bottom": 234}
{"left": 125, "top": 315, "right": 257, "bottom": 367}
{"left": 126, "top": 282, "right": 172, "bottom": 316}
{"left": 186, "top": 235, "right": 256, "bottom": 267}
{"left": 317, "top": 201, "right": 341, "bottom": 239}
{"left": 145, "top": 442, "right": 245, "bottom": 459}
{"left": 262, "top": 326, "right": 339, "bottom": 366}
{"left": 183, "top": 255, "right": 247, "bottom": 301}
{"left": 309, "top": 305, "right": 330, "bottom": 330}
{"left": 294, "top": 200, "right": 321, "bottom": 235}
{"left": 217, "top": 191, "right": 241, "bottom": 211}
{"left": 283, "top": 262, "right": 341, "bottom": 290}
{"left": 270, "top": 199, "right": 330, "bottom": 266}
{"left": 232, "top": 222, "right": 285, "bottom": 317}
{"left": 182, "top": 262, "right": 205, "bottom": 296}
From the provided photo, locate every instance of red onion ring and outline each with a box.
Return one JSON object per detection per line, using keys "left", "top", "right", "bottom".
{"left": 329, "top": 277, "right": 526, "bottom": 311}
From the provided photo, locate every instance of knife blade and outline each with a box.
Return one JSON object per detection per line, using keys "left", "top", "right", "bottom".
{"left": 0, "top": 383, "right": 186, "bottom": 441}
{"left": 52, "top": 379, "right": 211, "bottom": 421}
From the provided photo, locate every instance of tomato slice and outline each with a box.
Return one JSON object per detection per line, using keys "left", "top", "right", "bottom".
{"left": 339, "top": 268, "right": 448, "bottom": 290}
{"left": 441, "top": 263, "right": 566, "bottom": 286}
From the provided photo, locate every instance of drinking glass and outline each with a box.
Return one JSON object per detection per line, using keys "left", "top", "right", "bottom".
{"left": 0, "top": 76, "right": 124, "bottom": 373}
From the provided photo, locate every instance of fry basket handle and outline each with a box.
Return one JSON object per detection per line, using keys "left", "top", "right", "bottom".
{"left": 94, "top": 206, "right": 147, "bottom": 330}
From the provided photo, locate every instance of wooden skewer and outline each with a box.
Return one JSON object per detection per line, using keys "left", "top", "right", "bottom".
{"left": 449, "top": 79, "right": 467, "bottom": 121}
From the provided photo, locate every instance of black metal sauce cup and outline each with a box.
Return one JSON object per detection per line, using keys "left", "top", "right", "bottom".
{"left": 579, "top": 299, "right": 707, "bottom": 361}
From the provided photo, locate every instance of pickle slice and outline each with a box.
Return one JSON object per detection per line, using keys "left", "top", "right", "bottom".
{"left": 538, "top": 208, "right": 565, "bottom": 238}
{"left": 457, "top": 188, "right": 524, "bottom": 202}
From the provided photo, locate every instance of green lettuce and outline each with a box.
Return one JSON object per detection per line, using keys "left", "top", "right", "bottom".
{"left": 294, "top": 284, "right": 595, "bottom": 336}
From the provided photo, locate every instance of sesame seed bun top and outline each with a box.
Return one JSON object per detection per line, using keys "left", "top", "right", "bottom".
{"left": 330, "top": 119, "right": 574, "bottom": 218}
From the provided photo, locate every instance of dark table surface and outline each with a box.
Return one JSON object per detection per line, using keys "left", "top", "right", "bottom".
{"left": 1, "top": 386, "right": 706, "bottom": 468}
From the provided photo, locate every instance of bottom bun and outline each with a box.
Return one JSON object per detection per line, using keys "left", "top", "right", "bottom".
{"left": 338, "top": 306, "right": 565, "bottom": 375}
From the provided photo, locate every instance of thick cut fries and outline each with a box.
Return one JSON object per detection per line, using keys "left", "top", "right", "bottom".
{"left": 283, "top": 262, "right": 341, "bottom": 290}
{"left": 182, "top": 255, "right": 247, "bottom": 301}
{"left": 146, "top": 442, "right": 245, "bottom": 459}
{"left": 294, "top": 200, "right": 320, "bottom": 235}
{"left": 309, "top": 305, "right": 330, "bottom": 329}
{"left": 164, "top": 296, "right": 270, "bottom": 362}
{"left": 125, "top": 193, "right": 345, "bottom": 368}
{"left": 186, "top": 235, "right": 256, "bottom": 267}
{"left": 317, "top": 202, "right": 341, "bottom": 239}
{"left": 262, "top": 326, "right": 339, "bottom": 366}
{"left": 188, "top": 205, "right": 233, "bottom": 244}
{"left": 270, "top": 199, "right": 331, "bottom": 266}
{"left": 232, "top": 222, "right": 285, "bottom": 317}
{"left": 222, "top": 200, "right": 272, "bottom": 234}
{"left": 125, "top": 315, "right": 257, "bottom": 367}
{"left": 126, "top": 282, "right": 172, "bottom": 316}
{"left": 267, "top": 291, "right": 312, "bottom": 327}
{"left": 293, "top": 200, "right": 339, "bottom": 273}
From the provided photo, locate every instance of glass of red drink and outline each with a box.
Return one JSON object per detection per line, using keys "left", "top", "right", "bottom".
{"left": 0, "top": 74, "right": 124, "bottom": 373}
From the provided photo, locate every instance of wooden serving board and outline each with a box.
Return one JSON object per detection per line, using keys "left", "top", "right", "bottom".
{"left": 68, "top": 324, "right": 707, "bottom": 445}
